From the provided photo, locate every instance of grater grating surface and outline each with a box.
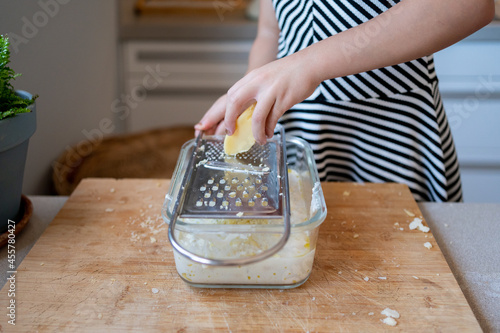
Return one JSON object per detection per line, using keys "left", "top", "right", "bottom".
{"left": 167, "top": 125, "right": 292, "bottom": 266}
{"left": 179, "top": 129, "right": 286, "bottom": 219}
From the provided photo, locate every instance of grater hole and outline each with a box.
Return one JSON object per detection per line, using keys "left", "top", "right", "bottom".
{"left": 261, "top": 198, "right": 269, "bottom": 207}
{"left": 229, "top": 192, "right": 237, "bottom": 198}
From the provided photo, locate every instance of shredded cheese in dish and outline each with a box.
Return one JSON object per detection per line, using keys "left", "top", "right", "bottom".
{"left": 173, "top": 170, "right": 319, "bottom": 286}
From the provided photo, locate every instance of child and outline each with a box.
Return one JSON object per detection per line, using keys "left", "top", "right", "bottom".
{"left": 195, "top": 0, "right": 495, "bottom": 202}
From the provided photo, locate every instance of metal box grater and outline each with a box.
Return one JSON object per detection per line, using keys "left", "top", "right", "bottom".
{"left": 166, "top": 125, "right": 292, "bottom": 266}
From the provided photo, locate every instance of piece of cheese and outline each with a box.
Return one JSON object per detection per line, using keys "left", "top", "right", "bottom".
{"left": 382, "top": 317, "right": 398, "bottom": 326}
{"left": 224, "top": 103, "right": 256, "bottom": 155}
{"left": 381, "top": 308, "right": 400, "bottom": 319}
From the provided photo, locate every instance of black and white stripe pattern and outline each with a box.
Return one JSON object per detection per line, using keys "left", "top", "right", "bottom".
{"left": 273, "top": 0, "right": 463, "bottom": 202}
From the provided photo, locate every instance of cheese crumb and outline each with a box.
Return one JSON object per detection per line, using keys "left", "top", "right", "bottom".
{"left": 353, "top": 233, "right": 359, "bottom": 239}
{"left": 110, "top": 188, "right": 115, "bottom": 193}
{"left": 364, "top": 277, "right": 369, "bottom": 282}
{"left": 381, "top": 308, "right": 400, "bottom": 319}
{"left": 105, "top": 208, "right": 114, "bottom": 212}
{"left": 424, "top": 242, "right": 432, "bottom": 249}
{"left": 409, "top": 217, "right": 430, "bottom": 233}
{"left": 368, "top": 312, "right": 374, "bottom": 316}
{"left": 236, "top": 212, "right": 244, "bottom": 217}
{"left": 412, "top": 276, "right": 419, "bottom": 280}
{"left": 150, "top": 237, "right": 157, "bottom": 243}
{"left": 343, "top": 191, "right": 350, "bottom": 196}
{"left": 378, "top": 277, "right": 387, "bottom": 280}
{"left": 403, "top": 209, "right": 415, "bottom": 217}
{"left": 152, "top": 288, "right": 159, "bottom": 294}
{"left": 382, "top": 317, "right": 398, "bottom": 326}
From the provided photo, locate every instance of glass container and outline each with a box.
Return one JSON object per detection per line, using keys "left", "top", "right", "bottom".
{"left": 162, "top": 136, "right": 327, "bottom": 288}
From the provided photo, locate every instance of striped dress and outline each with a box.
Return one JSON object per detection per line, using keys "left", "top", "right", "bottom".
{"left": 273, "top": 0, "right": 463, "bottom": 202}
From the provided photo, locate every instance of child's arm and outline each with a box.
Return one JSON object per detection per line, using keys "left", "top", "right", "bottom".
{"left": 224, "top": 0, "right": 495, "bottom": 145}
{"left": 194, "top": 0, "right": 280, "bottom": 136}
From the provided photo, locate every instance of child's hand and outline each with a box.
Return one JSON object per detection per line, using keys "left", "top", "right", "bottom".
{"left": 194, "top": 94, "right": 227, "bottom": 137}
{"left": 224, "top": 53, "right": 320, "bottom": 145}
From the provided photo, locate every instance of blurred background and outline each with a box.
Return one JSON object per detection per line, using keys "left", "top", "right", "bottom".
{"left": 0, "top": 0, "right": 499, "bottom": 202}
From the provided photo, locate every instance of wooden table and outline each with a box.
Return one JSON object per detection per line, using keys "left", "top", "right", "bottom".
{"left": 0, "top": 179, "right": 480, "bottom": 332}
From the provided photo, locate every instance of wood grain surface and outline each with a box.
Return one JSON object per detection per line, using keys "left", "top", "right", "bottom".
{"left": 0, "top": 179, "right": 480, "bottom": 332}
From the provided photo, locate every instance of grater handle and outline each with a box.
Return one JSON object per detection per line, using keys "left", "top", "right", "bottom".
{"left": 167, "top": 127, "right": 292, "bottom": 266}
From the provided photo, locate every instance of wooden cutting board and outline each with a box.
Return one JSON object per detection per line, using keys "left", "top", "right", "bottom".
{"left": 0, "top": 179, "right": 480, "bottom": 332}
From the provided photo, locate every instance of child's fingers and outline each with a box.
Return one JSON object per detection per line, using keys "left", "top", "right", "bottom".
{"left": 215, "top": 121, "right": 226, "bottom": 136}
{"left": 225, "top": 86, "right": 256, "bottom": 136}
{"left": 265, "top": 104, "right": 284, "bottom": 139}
{"left": 252, "top": 96, "right": 275, "bottom": 145}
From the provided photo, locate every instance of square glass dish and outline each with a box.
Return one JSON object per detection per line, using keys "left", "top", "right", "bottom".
{"left": 162, "top": 136, "right": 327, "bottom": 288}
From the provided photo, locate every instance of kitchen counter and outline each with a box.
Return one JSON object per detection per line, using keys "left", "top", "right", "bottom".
{"left": 1, "top": 193, "right": 499, "bottom": 331}
{"left": 418, "top": 203, "right": 500, "bottom": 333}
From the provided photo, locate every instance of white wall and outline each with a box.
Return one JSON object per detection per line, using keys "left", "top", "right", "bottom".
{"left": 0, "top": 0, "right": 118, "bottom": 194}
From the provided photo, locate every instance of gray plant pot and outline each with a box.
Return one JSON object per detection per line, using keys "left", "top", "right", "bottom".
{"left": 0, "top": 90, "right": 36, "bottom": 233}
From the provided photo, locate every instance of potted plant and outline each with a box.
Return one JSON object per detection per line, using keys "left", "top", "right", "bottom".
{"left": 0, "top": 35, "right": 37, "bottom": 233}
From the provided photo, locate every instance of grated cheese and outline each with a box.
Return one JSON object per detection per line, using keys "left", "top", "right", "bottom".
{"left": 409, "top": 217, "right": 430, "bottom": 233}
{"left": 382, "top": 317, "right": 398, "bottom": 326}
{"left": 381, "top": 308, "right": 400, "bottom": 319}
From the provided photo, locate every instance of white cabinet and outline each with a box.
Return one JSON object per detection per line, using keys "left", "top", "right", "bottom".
{"left": 434, "top": 37, "right": 500, "bottom": 202}
{"left": 121, "top": 41, "right": 252, "bottom": 132}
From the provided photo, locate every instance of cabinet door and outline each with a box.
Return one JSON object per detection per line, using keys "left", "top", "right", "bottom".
{"left": 122, "top": 41, "right": 252, "bottom": 132}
